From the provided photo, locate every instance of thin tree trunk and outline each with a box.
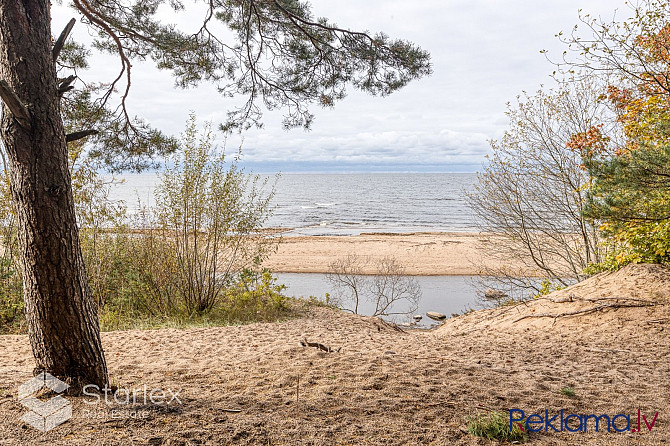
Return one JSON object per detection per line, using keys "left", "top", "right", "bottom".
{"left": 0, "top": 1, "right": 108, "bottom": 386}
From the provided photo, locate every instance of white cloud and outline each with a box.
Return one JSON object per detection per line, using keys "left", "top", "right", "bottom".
{"left": 51, "top": 0, "right": 628, "bottom": 170}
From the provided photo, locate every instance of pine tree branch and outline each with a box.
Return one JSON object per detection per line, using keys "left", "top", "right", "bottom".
{"left": 66, "top": 129, "right": 98, "bottom": 142}
{"left": 57, "top": 75, "right": 77, "bottom": 97}
{"left": 53, "top": 18, "right": 76, "bottom": 63}
{"left": 58, "top": 86, "right": 75, "bottom": 97}
{"left": 0, "top": 80, "right": 30, "bottom": 128}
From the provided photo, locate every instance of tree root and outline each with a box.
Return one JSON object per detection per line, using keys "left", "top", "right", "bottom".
{"left": 513, "top": 297, "right": 658, "bottom": 326}
{"left": 551, "top": 294, "right": 655, "bottom": 305}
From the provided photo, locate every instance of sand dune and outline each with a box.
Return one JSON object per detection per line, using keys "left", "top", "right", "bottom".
{"left": 0, "top": 264, "right": 668, "bottom": 444}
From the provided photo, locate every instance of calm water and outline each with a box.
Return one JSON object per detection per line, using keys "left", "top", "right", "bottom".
{"left": 278, "top": 273, "right": 483, "bottom": 326}
{"left": 107, "top": 172, "right": 478, "bottom": 235}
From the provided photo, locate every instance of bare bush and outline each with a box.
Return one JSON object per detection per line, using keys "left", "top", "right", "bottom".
{"left": 326, "top": 254, "right": 421, "bottom": 318}
{"left": 468, "top": 80, "right": 614, "bottom": 297}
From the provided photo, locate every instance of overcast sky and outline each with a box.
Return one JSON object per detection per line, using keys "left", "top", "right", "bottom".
{"left": 52, "top": 1, "right": 628, "bottom": 172}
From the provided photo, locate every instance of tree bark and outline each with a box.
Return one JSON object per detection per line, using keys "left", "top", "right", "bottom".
{"left": 0, "top": 1, "right": 108, "bottom": 386}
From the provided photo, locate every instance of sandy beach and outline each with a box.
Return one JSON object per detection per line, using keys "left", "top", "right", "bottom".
{"left": 0, "top": 263, "right": 668, "bottom": 444}
{"left": 265, "top": 232, "right": 545, "bottom": 276}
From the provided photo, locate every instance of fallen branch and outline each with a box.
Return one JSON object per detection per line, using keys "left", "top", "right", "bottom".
{"left": 300, "top": 338, "right": 341, "bottom": 353}
{"left": 375, "top": 318, "right": 406, "bottom": 333}
{"left": 646, "top": 319, "right": 669, "bottom": 324}
{"left": 565, "top": 295, "right": 656, "bottom": 305}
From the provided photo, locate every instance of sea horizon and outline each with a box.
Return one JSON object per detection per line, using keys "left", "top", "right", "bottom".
{"left": 107, "top": 171, "right": 479, "bottom": 236}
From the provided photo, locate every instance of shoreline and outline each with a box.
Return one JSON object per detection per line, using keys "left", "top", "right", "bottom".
{"left": 264, "top": 231, "right": 544, "bottom": 276}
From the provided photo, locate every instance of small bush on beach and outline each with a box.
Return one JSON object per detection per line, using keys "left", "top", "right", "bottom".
{"left": 98, "top": 268, "right": 294, "bottom": 331}
{"left": 85, "top": 229, "right": 180, "bottom": 323}
{"left": 304, "top": 292, "right": 334, "bottom": 308}
{"left": 561, "top": 386, "right": 576, "bottom": 397}
{"left": 89, "top": 224, "right": 290, "bottom": 330}
{"left": 90, "top": 229, "right": 293, "bottom": 330}
{"left": 535, "top": 279, "right": 567, "bottom": 297}
{"left": 467, "top": 410, "right": 528, "bottom": 442}
{"left": 221, "top": 269, "right": 290, "bottom": 323}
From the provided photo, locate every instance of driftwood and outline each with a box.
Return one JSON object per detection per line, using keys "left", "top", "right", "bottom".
{"left": 375, "top": 318, "right": 406, "bottom": 332}
{"left": 646, "top": 319, "right": 669, "bottom": 324}
{"left": 300, "top": 338, "right": 341, "bottom": 353}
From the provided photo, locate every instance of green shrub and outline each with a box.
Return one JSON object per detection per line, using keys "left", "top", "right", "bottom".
{"left": 467, "top": 410, "right": 528, "bottom": 442}
{"left": 304, "top": 292, "right": 334, "bottom": 308}
{"left": 560, "top": 386, "right": 576, "bottom": 397}
{"left": 534, "top": 278, "right": 567, "bottom": 298}
{"left": 220, "top": 269, "right": 290, "bottom": 323}
{"left": 83, "top": 229, "right": 180, "bottom": 327}
{"left": 153, "top": 114, "right": 277, "bottom": 315}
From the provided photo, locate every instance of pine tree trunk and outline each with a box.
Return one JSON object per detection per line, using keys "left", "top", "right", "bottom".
{"left": 0, "top": 1, "right": 108, "bottom": 386}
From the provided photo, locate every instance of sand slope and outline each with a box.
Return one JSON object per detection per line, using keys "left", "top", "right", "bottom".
{"left": 0, "top": 264, "right": 668, "bottom": 444}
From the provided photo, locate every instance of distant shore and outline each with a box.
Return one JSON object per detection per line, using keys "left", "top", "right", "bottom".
{"left": 264, "top": 231, "right": 543, "bottom": 276}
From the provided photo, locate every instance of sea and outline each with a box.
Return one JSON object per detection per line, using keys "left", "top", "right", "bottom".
{"left": 107, "top": 172, "right": 484, "bottom": 323}
{"left": 108, "top": 172, "right": 478, "bottom": 235}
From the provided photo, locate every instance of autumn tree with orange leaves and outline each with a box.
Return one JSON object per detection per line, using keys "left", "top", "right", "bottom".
{"left": 471, "top": 0, "right": 670, "bottom": 294}
{"left": 561, "top": 0, "right": 670, "bottom": 268}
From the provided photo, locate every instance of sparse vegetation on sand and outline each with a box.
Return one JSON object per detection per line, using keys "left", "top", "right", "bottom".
{"left": 1, "top": 263, "right": 668, "bottom": 445}
{"left": 467, "top": 410, "right": 528, "bottom": 442}
{"left": 0, "top": 116, "right": 284, "bottom": 334}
